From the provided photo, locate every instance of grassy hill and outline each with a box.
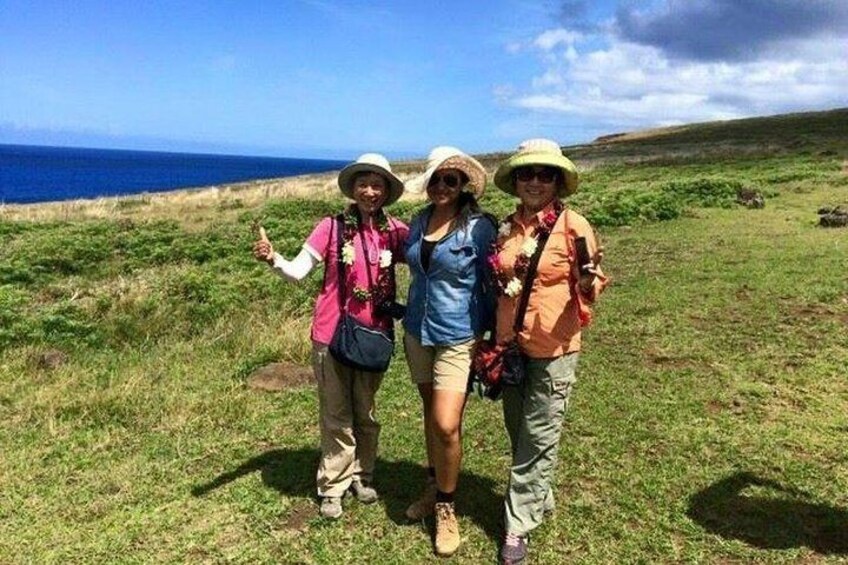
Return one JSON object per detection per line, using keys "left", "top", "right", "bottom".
{"left": 1, "top": 109, "right": 847, "bottom": 563}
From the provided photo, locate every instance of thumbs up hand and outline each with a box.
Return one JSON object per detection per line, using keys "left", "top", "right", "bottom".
{"left": 253, "top": 226, "right": 275, "bottom": 264}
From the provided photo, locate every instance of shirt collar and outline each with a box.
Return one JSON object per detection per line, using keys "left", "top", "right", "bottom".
{"left": 514, "top": 199, "right": 559, "bottom": 227}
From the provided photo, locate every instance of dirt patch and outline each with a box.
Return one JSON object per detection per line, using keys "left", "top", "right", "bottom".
{"left": 279, "top": 500, "right": 316, "bottom": 531}
{"left": 33, "top": 348, "right": 68, "bottom": 370}
{"left": 706, "top": 399, "right": 724, "bottom": 415}
{"left": 643, "top": 346, "right": 696, "bottom": 370}
{"left": 247, "top": 362, "right": 313, "bottom": 392}
{"left": 705, "top": 398, "right": 746, "bottom": 416}
{"left": 784, "top": 302, "right": 848, "bottom": 325}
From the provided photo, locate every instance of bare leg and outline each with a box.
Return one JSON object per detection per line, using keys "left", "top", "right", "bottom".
{"left": 417, "top": 382, "right": 435, "bottom": 470}
{"left": 430, "top": 389, "right": 468, "bottom": 493}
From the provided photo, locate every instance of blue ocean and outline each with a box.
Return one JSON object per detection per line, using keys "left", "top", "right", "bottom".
{"left": 0, "top": 144, "right": 349, "bottom": 204}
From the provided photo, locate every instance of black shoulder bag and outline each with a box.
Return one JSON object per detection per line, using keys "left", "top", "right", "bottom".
{"left": 328, "top": 214, "right": 395, "bottom": 373}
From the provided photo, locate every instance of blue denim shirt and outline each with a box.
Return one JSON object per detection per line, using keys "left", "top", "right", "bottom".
{"left": 403, "top": 207, "right": 497, "bottom": 346}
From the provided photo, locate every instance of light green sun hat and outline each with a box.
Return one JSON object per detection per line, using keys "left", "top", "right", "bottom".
{"left": 493, "top": 138, "right": 579, "bottom": 196}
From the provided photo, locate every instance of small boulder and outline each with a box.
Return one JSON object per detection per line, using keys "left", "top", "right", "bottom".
{"left": 36, "top": 349, "right": 68, "bottom": 370}
{"left": 736, "top": 188, "right": 765, "bottom": 209}
{"left": 818, "top": 206, "right": 848, "bottom": 228}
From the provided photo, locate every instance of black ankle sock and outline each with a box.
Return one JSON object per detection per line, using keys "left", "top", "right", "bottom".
{"left": 436, "top": 490, "right": 455, "bottom": 503}
{"left": 427, "top": 466, "right": 436, "bottom": 479}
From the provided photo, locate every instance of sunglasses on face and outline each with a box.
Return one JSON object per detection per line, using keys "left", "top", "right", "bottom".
{"left": 427, "top": 171, "right": 462, "bottom": 189}
{"left": 514, "top": 166, "right": 558, "bottom": 184}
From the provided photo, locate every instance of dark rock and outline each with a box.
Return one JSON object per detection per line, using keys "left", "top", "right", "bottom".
{"left": 818, "top": 205, "right": 848, "bottom": 228}
{"left": 37, "top": 349, "right": 68, "bottom": 370}
{"left": 736, "top": 188, "right": 765, "bottom": 209}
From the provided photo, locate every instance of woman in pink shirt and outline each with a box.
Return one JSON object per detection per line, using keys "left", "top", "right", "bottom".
{"left": 253, "top": 153, "right": 408, "bottom": 519}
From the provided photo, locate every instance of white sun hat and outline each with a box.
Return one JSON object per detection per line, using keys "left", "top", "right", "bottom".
{"left": 337, "top": 153, "right": 405, "bottom": 206}
{"left": 405, "top": 146, "right": 487, "bottom": 197}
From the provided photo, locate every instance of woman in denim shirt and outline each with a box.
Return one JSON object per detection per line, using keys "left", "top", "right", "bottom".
{"left": 402, "top": 146, "right": 496, "bottom": 557}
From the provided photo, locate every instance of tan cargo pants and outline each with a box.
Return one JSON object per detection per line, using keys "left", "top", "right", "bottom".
{"left": 312, "top": 342, "right": 384, "bottom": 498}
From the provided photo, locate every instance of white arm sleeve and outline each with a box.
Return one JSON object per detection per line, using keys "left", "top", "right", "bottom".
{"left": 269, "top": 246, "right": 321, "bottom": 282}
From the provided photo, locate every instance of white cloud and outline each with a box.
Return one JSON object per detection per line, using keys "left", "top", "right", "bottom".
{"left": 534, "top": 29, "right": 583, "bottom": 51}
{"left": 505, "top": 41, "right": 523, "bottom": 54}
{"left": 507, "top": 27, "right": 848, "bottom": 135}
{"left": 492, "top": 84, "right": 516, "bottom": 103}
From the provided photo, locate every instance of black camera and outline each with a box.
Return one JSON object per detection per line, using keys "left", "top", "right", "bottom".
{"left": 375, "top": 301, "right": 407, "bottom": 321}
{"left": 574, "top": 236, "right": 593, "bottom": 275}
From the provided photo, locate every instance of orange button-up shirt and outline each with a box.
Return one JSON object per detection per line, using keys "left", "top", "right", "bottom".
{"left": 495, "top": 202, "right": 608, "bottom": 358}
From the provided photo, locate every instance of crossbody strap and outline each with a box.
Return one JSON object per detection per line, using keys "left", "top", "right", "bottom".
{"left": 512, "top": 207, "right": 565, "bottom": 334}
{"left": 356, "top": 220, "right": 379, "bottom": 305}
{"left": 334, "top": 213, "right": 348, "bottom": 313}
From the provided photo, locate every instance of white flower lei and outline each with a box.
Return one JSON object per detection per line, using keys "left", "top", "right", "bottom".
{"left": 504, "top": 278, "right": 523, "bottom": 298}
{"left": 502, "top": 234, "right": 542, "bottom": 298}
{"left": 341, "top": 242, "right": 355, "bottom": 266}
{"left": 379, "top": 249, "right": 393, "bottom": 268}
{"left": 520, "top": 237, "right": 538, "bottom": 257}
{"left": 497, "top": 221, "right": 512, "bottom": 238}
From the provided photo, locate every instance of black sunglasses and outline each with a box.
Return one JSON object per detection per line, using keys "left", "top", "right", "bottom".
{"left": 428, "top": 171, "right": 462, "bottom": 189}
{"left": 514, "top": 166, "right": 558, "bottom": 183}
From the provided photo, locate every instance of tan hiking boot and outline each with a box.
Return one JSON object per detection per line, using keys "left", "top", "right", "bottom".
{"left": 405, "top": 478, "right": 437, "bottom": 520}
{"left": 434, "top": 502, "right": 461, "bottom": 557}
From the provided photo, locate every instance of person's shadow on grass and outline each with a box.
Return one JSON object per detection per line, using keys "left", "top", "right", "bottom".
{"left": 687, "top": 471, "right": 848, "bottom": 554}
{"left": 191, "top": 446, "right": 503, "bottom": 540}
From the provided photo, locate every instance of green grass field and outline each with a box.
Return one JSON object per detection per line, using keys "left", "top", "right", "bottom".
{"left": 1, "top": 109, "right": 847, "bottom": 563}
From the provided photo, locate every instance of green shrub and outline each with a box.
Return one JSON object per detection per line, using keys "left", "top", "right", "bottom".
{"left": 661, "top": 178, "right": 741, "bottom": 208}
{"left": 38, "top": 302, "right": 101, "bottom": 346}
{"left": 0, "top": 286, "right": 36, "bottom": 350}
{"left": 0, "top": 260, "right": 36, "bottom": 284}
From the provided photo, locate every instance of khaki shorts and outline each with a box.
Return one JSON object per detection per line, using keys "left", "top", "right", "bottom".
{"left": 403, "top": 332, "right": 475, "bottom": 393}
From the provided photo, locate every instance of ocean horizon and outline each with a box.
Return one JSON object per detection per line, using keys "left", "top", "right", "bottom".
{"left": 0, "top": 144, "right": 349, "bottom": 205}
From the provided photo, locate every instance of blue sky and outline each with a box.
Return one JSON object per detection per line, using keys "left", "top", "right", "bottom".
{"left": 1, "top": 0, "right": 846, "bottom": 159}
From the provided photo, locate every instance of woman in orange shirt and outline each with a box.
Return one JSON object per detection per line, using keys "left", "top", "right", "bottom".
{"left": 488, "top": 139, "right": 607, "bottom": 565}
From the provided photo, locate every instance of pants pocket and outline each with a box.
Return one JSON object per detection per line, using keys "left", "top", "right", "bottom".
{"left": 549, "top": 354, "right": 578, "bottom": 415}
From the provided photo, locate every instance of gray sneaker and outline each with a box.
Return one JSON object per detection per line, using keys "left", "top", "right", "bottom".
{"left": 500, "top": 533, "right": 528, "bottom": 564}
{"left": 349, "top": 480, "right": 379, "bottom": 504}
{"left": 319, "top": 496, "right": 343, "bottom": 519}
{"left": 543, "top": 489, "right": 555, "bottom": 514}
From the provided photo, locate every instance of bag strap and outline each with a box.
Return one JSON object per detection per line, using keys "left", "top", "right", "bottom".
{"left": 356, "top": 219, "right": 377, "bottom": 294}
{"left": 512, "top": 207, "right": 565, "bottom": 334}
{"left": 334, "top": 213, "right": 348, "bottom": 313}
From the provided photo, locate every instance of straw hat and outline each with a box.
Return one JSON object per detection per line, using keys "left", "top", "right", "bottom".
{"left": 493, "top": 138, "right": 579, "bottom": 196}
{"left": 406, "top": 146, "right": 487, "bottom": 197}
{"left": 337, "top": 153, "right": 404, "bottom": 206}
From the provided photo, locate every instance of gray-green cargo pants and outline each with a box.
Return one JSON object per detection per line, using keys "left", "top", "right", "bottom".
{"left": 502, "top": 352, "right": 579, "bottom": 536}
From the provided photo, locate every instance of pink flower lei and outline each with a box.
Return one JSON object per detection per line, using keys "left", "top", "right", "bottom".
{"left": 489, "top": 199, "right": 564, "bottom": 297}
{"left": 342, "top": 205, "right": 397, "bottom": 307}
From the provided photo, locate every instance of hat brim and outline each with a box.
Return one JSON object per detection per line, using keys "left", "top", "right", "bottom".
{"left": 493, "top": 152, "right": 579, "bottom": 196}
{"left": 406, "top": 155, "right": 487, "bottom": 198}
{"left": 337, "top": 163, "right": 404, "bottom": 206}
